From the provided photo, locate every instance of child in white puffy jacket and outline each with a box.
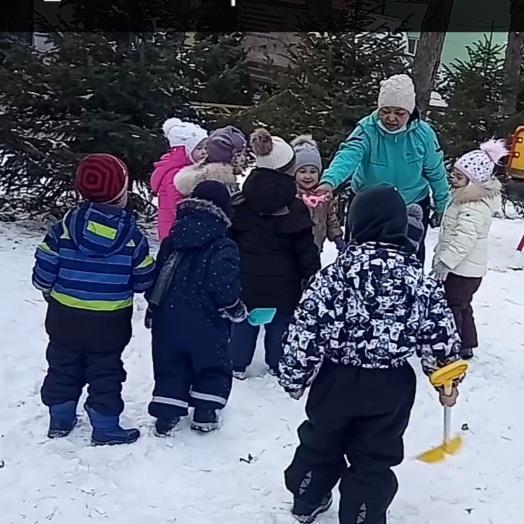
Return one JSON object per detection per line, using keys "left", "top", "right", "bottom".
{"left": 433, "top": 139, "right": 508, "bottom": 359}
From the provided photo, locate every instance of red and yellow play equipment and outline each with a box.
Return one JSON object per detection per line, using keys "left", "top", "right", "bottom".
{"left": 508, "top": 126, "right": 524, "bottom": 180}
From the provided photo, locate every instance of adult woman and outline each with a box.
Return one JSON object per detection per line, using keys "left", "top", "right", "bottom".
{"left": 317, "top": 74, "right": 449, "bottom": 263}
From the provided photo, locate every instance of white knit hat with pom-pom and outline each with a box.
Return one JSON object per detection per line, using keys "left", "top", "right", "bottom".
{"left": 250, "top": 128, "right": 295, "bottom": 172}
{"left": 455, "top": 139, "right": 509, "bottom": 185}
{"left": 162, "top": 118, "right": 208, "bottom": 156}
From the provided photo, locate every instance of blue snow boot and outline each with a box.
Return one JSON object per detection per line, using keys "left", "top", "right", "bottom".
{"left": 48, "top": 401, "right": 78, "bottom": 438}
{"left": 85, "top": 405, "right": 140, "bottom": 446}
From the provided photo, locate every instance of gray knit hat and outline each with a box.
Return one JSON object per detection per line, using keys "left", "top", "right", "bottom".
{"left": 291, "top": 135, "right": 322, "bottom": 175}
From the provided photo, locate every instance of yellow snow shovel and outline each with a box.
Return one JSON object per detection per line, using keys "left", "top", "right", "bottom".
{"left": 417, "top": 360, "right": 469, "bottom": 464}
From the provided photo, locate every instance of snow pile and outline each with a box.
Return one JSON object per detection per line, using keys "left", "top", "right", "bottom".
{"left": 0, "top": 218, "right": 523, "bottom": 524}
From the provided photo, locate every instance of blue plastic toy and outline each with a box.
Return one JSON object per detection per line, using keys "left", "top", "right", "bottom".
{"left": 248, "top": 308, "right": 277, "bottom": 326}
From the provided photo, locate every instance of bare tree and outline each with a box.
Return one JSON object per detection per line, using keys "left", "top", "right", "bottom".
{"left": 412, "top": 0, "right": 455, "bottom": 118}
{"left": 502, "top": 1, "right": 524, "bottom": 115}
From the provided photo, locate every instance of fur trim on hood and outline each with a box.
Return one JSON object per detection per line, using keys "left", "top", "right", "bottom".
{"left": 174, "top": 162, "right": 236, "bottom": 196}
{"left": 453, "top": 177, "right": 501, "bottom": 204}
{"left": 178, "top": 197, "right": 231, "bottom": 228}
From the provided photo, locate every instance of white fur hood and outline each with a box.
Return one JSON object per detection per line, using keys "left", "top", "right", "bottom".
{"left": 452, "top": 178, "right": 501, "bottom": 205}
{"left": 175, "top": 162, "right": 237, "bottom": 196}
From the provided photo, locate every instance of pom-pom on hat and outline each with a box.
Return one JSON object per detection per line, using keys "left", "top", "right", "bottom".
{"left": 162, "top": 117, "right": 208, "bottom": 156}
{"left": 454, "top": 139, "right": 509, "bottom": 185}
{"left": 207, "top": 126, "right": 247, "bottom": 164}
{"left": 291, "top": 135, "right": 322, "bottom": 175}
{"left": 250, "top": 128, "right": 295, "bottom": 173}
{"left": 378, "top": 74, "right": 416, "bottom": 114}
{"left": 75, "top": 153, "right": 129, "bottom": 207}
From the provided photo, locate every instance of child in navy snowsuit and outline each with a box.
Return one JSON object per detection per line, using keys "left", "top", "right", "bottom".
{"left": 32, "top": 154, "right": 155, "bottom": 445}
{"left": 279, "top": 186, "right": 463, "bottom": 524}
{"left": 148, "top": 181, "right": 246, "bottom": 435}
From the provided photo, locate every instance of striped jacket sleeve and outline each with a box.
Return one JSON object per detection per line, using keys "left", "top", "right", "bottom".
{"left": 131, "top": 232, "right": 156, "bottom": 293}
{"left": 32, "top": 222, "right": 63, "bottom": 292}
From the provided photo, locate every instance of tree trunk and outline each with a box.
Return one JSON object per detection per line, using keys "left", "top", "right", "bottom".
{"left": 412, "top": 0, "right": 455, "bottom": 118}
{"left": 503, "top": 2, "right": 524, "bottom": 115}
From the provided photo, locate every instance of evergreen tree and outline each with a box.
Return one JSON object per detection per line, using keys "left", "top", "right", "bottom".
{"left": 433, "top": 37, "right": 507, "bottom": 159}
{"left": 191, "top": 32, "right": 254, "bottom": 106}
{"left": 237, "top": 32, "right": 409, "bottom": 162}
{"left": 0, "top": 33, "right": 200, "bottom": 213}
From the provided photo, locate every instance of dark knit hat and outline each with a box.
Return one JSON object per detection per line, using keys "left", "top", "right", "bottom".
{"left": 348, "top": 185, "right": 408, "bottom": 247}
{"left": 207, "top": 126, "right": 247, "bottom": 164}
{"left": 75, "top": 154, "right": 129, "bottom": 207}
{"left": 191, "top": 180, "right": 233, "bottom": 218}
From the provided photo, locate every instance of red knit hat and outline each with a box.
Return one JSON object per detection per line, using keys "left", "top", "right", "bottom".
{"left": 75, "top": 154, "right": 129, "bottom": 206}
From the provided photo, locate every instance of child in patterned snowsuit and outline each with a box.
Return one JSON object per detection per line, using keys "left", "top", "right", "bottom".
{"left": 279, "top": 186, "right": 462, "bottom": 524}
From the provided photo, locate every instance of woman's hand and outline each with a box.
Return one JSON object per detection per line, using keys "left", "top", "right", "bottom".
{"left": 314, "top": 183, "right": 334, "bottom": 199}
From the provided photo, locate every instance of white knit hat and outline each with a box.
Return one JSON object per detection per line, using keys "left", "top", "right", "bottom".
{"left": 162, "top": 118, "right": 208, "bottom": 156}
{"left": 455, "top": 139, "right": 509, "bottom": 185}
{"left": 250, "top": 129, "right": 295, "bottom": 172}
{"left": 378, "top": 74, "right": 416, "bottom": 113}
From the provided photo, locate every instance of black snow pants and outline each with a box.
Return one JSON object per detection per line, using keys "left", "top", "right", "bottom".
{"left": 41, "top": 341, "right": 127, "bottom": 415}
{"left": 285, "top": 361, "right": 416, "bottom": 524}
{"left": 41, "top": 300, "right": 131, "bottom": 415}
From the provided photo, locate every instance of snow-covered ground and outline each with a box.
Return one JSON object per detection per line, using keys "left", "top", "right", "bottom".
{"left": 0, "top": 217, "right": 523, "bottom": 524}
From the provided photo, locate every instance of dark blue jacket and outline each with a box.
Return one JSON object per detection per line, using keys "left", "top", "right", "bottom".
{"left": 151, "top": 198, "right": 241, "bottom": 348}
{"left": 33, "top": 203, "right": 155, "bottom": 311}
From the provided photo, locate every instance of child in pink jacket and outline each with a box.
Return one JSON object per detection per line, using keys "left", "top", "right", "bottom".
{"left": 151, "top": 118, "right": 208, "bottom": 240}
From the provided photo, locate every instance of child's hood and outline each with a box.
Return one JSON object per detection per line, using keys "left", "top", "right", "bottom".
{"left": 453, "top": 177, "right": 501, "bottom": 209}
{"left": 241, "top": 167, "right": 297, "bottom": 215}
{"left": 334, "top": 243, "right": 425, "bottom": 316}
{"left": 65, "top": 203, "right": 137, "bottom": 257}
{"left": 151, "top": 147, "right": 190, "bottom": 192}
{"left": 170, "top": 198, "right": 229, "bottom": 250}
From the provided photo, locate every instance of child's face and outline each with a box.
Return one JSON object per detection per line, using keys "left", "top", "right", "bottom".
{"left": 191, "top": 140, "right": 208, "bottom": 164}
{"left": 231, "top": 148, "right": 247, "bottom": 170}
{"left": 296, "top": 166, "right": 320, "bottom": 189}
{"left": 451, "top": 169, "right": 470, "bottom": 189}
{"left": 378, "top": 106, "right": 410, "bottom": 131}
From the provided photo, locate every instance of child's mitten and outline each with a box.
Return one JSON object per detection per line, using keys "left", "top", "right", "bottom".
{"left": 334, "top": 237, "right": 346, "bottom": 251}
{"left": 144, "top": 307, "right": 153, "bottom": 329}
{"left": 288, "top": 388, "right": 305, "bottom": 400}
{"left": 431, "top": 261, "right": 450, "bottom": 282}
{"left": 220, "top": 299, "right": 248, "bottom": 324}
{"left": 429, "top": 211, "right": 443, "bottom": 228}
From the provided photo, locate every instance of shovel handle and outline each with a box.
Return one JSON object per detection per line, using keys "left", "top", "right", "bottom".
{"left": 443, "top": 405, "right": 451, "bottom": 444}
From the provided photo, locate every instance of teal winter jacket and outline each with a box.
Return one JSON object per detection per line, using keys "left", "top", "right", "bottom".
{"left": 322, "top": 111, "right": 450, "bottom": 213}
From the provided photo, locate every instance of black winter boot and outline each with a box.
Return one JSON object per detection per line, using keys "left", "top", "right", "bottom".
{"left": 154, "top": 417, "right": 181, "bottom": 437}
{"left": 291, "top": 493, "right": 333, "bottom": 523}
{"left": 191, "top": 409, "right": 220, "bottom": 433}
{"left": 461, "top": 347, "right": 474, "bottom": 360}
